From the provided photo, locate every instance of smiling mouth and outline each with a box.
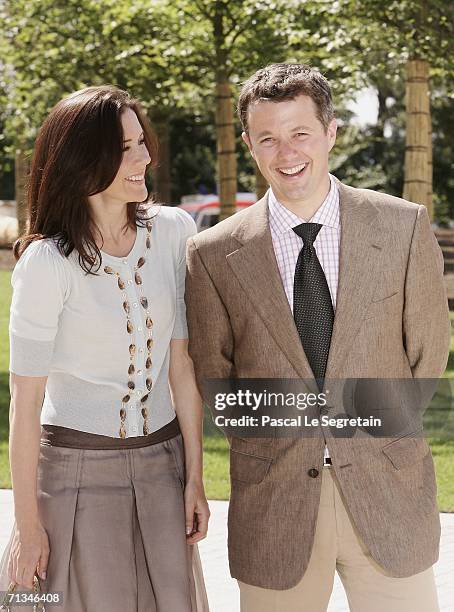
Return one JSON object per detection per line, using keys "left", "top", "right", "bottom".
{"left": 125, "top": 174, "right": 145, "bottom": 183}
{"left": 277, "top": 163, "right": 308, "bottom": 177}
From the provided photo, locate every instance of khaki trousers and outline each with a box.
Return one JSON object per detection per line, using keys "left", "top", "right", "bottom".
{"left": 239, "top": 466, "right": 439, "bottom": 612}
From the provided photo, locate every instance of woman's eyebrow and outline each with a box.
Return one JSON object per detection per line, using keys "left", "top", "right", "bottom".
{"left": 123, "top": 131, "right": 144, "bottom": 143}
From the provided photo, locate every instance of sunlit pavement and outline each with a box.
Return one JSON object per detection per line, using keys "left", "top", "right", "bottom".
{"left": 1, "top": 491, "right": 453, "bottom": 611}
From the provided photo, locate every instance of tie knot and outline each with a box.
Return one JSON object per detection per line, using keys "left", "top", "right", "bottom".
{"left": 292, "top": 223, "right": 322, "bottom": 246}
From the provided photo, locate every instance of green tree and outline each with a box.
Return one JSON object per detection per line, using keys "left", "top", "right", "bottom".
{"left": 162, "top": 0, "right": 291, "bottom": 218}
{"left": 0, "top": 0, "right": 208, "bottom": 216}
{"left": 335, "top": 0, "right": 454, "bottom": 217}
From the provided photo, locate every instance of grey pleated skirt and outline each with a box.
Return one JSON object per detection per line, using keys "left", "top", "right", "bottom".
{"left": 0, "top": 431, "right": 210, "bottom": 611}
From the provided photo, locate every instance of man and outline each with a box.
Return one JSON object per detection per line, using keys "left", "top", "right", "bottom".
{"left": 185, "top": 63, "right": 451, "bottom": 611}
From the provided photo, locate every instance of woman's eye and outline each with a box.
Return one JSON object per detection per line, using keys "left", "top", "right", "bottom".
{"left": 122, "top": 138, "right": 145, "bottom": 152}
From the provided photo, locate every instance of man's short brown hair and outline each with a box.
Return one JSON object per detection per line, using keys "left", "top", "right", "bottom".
{"left": 238, "top": 63, "right": 335, "bottom": 133}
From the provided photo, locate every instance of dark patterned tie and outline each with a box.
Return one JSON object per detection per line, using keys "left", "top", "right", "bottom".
{"left": 292, "top": 223, "right": 334, "bottom": 386}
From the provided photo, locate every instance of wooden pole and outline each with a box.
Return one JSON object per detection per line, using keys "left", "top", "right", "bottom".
{"left": 15, "top": 147, "right": 29, "bottom": 236}
{"left": 214, "top": 1, "right": 237, "bottom": 221}
{"left": 215, "top": 74, "right": 237, "bottom": 220}
{"left": 427, "top": 105, "right": 433, "bottom": 219}
{"left": 403, "top": 59, "right": 431, "bottom": 211}
{"left": 254, "top": 163, "right": 268, "bottom": 200}
{"left": 152, "top": 114, "right": 172, "bottom": 204}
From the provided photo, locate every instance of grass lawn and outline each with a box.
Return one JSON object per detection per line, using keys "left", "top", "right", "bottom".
{"left": 1, "top": 268, "right": 454, "bottom": 510}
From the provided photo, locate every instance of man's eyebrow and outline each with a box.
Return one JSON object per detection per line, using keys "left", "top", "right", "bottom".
{"left": 256, "top": 125, "right": 312, "bottom": 139}
{"left": 123, "top": 131, "right": 144, "bottom": 142}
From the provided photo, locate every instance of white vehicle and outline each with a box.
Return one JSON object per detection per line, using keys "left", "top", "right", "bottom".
{"left": 178, "top": 193, "right": 256, "bottom": 231}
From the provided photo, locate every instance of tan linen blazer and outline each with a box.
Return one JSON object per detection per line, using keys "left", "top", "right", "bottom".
{"left": 185, "top": 180, "right": 451, "bottom": 590}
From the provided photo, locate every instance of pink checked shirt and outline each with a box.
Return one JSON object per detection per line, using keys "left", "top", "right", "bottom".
{"left": 268, "top": 174, "right": 340, "bottom": 461}
{"left": 268, "top": 174, "right": 340, "bottom": 312}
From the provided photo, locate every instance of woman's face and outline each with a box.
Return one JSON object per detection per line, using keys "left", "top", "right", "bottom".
{"left": 97, "top": 108, "right": 151, "bottom": 205}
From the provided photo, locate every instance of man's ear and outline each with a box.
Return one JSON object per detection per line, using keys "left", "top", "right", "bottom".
{"left": 327, "top": 118, "right": 337, "bottom": 152}
{"left": 242, "top": 131, "right": 255, "bottom": 160}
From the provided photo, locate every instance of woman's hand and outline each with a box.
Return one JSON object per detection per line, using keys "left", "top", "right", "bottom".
{"left": 184, "top": 480, "right": 210, "bottom": 545}
{"left": 168, "top": 340, "right": 209, "bottom": 544}
{"left": 8, "top": 521, "right": 49, "bottom": 588}
{"left": 8, "top": 373, "right": 48, "bottom": 588}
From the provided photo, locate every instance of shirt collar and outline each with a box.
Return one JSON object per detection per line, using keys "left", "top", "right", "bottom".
{"left": 268, "top": 174, "right": 340, "bottom": 236}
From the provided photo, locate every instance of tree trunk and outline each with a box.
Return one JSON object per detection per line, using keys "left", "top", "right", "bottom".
{"left": 254, "top": 163, "right": 268, "bottom": 200}
{"left": 403, "top": 59, "right": 431, "bottom": 212}
{"left": 151, "top": 113, "right": 171, "bottom": 204}
{"left": 15, "top": 148, "right": 29, "bottom": 236}
{"left": 427, "top": 107, "right": 433, "bottom": 218}
{"left": 214, "top": 2, "right": 237, "bottom": 221}
{"left": 215, "top": 73, "right": 237, "bottom": 221}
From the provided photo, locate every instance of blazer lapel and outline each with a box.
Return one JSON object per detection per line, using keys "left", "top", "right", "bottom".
{"left": 225, "top": 183, "right": 387, "bottom": 384}
{"left": 325, "top": 182, "right": 386, "bottom": 378}
{"left": 226, "top": 195, "right": 316, "bottom": 383}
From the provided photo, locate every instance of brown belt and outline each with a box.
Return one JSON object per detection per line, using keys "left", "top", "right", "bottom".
{"left": 40, "top": 417, "right": 181, "bottom": 450}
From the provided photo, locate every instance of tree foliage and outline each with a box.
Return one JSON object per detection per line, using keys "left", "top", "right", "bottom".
{"left": 0, "top": 0, "right": 453, "bottom": 216}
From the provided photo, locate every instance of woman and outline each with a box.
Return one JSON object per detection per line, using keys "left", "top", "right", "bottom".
{"left": 0, "top": 86, "right": 210, "bottom": 611}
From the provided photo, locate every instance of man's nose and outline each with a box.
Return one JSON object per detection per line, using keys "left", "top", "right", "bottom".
{"left": 277, "top": 140, "right": 299, "bottom": 159}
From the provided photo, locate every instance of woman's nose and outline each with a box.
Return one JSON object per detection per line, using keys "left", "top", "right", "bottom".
{"left": 141, "top": 146, "right": 152, "bottom": 165}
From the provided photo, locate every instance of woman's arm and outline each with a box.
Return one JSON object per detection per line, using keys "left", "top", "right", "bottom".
{"left": 7, "top": 240, "right": 69, "bottom": 586}
{"left": 169, "top": 338, "right": 210, "bottom": 544}
{"left": 8, "top": 373, "right": 49, "bottom": 588}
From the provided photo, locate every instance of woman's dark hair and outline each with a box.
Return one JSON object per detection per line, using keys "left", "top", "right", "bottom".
{"left": 13, "top": 85, "right": 159, "bottom": 274}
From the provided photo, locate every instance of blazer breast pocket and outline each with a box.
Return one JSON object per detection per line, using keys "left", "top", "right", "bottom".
{"left": 363, "top": 290, "right": 400, "bottom": 320}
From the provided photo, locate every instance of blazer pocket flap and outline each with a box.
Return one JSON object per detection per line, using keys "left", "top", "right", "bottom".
{"left": 230, "top": 449, "right": 273, "bottom": 484}
{"left": 371, "top": 290, "right": 399, "bottom": 304}
{"left": 382, "top": 435, "right": 430, "bottom": 470}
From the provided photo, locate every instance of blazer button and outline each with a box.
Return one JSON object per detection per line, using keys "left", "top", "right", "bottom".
{"left": 308, "top": 468, "right": 319, "bottom": 478}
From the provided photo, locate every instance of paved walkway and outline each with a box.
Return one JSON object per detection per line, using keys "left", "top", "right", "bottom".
{"left": 1, "top": 491, "right": 453, "bottom": 610}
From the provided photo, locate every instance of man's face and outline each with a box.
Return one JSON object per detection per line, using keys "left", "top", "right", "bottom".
{"left": 242, "top": 94, "right": 337, "bottom": 209}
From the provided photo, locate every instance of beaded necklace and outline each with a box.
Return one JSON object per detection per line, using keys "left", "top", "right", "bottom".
{"left": 103, "top": 220, "right": 154, "bottom": 438}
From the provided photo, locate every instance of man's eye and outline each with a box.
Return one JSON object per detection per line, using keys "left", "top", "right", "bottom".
{"left": 261, "top": 137, "right": 273, "bottom": 143}
{"left": 296, "top": 132, "right": 308, "bottom": 137}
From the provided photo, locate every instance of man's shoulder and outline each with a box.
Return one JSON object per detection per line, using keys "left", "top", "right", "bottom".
{"left": 338, "top": 182, "right": 425, "bottom": 235}
{"left": 190, "top": 198, "right": 266, "bottom": 250}
{"left": 342, "top": 182, "right": 421, "bottom": 215}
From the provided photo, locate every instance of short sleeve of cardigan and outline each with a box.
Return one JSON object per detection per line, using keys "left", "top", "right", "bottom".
{"left": 9, "top": 239, "right": 70, "bottom": 376}
{"left": 172, "top": 208, "right": 197, "bottom": 339}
